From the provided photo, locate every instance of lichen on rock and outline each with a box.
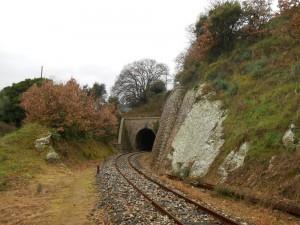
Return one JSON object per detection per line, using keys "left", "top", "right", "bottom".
{"left": 171, "top": 89, "right": 227, "bottom": 178}
{"left": 218, "top": 142, "right": 250, "bottom": 183}
{"left": 46, "top": 146, "right": 60, "bottom": 163}
{"left": 282, "top": 124, "right": 296, "bottom": 149}
{"left": 35, "top": 134, "right": 52, "bottom": 151}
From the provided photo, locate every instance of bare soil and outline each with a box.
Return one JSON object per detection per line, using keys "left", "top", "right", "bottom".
{"left": 0, "top": 161, "right": 102, "bottom": 225}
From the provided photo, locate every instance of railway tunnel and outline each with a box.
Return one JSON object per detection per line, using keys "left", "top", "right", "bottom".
{"left": 135, "top": 128, "right": 156, "bottom": 151}
{"left": 118, "top": 117, "right": 160, "bottom": 152}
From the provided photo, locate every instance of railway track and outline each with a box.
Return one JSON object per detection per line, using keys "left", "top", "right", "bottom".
{"left": 115, "top": 153, "right": 245, "bottom": 225}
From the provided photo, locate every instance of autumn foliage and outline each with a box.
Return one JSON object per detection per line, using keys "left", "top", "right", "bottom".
{"left": 21, "top": 79, "right": 118, "bottom": 137}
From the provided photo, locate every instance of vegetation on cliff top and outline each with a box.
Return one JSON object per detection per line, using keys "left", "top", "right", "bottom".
{"left": 177, "top": 0, "right": 300, "bottom": 161}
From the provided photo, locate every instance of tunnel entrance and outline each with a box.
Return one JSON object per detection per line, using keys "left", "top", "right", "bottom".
{"left": 136, "top": 128, "right": 156, "bottom": 151}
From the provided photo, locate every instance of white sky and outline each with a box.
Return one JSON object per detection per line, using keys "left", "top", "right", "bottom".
{"left": 0, "top": 0, "right": 278, "bottom": 92}
{"left": 0, "top": 0, "right": 211, "bottom": 91}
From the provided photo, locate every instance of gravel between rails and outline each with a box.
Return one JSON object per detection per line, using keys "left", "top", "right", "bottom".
{"left": 117, "top": 154, "right": 228, "bottom": 225}
{"left": 94, "top": 156, "right": 176, "bottom": 225}
{"left": 94, "top": 153, "right": 249, "bottom": 225}
{"left": 129, "top": 153, "right": 250, "bottom": 225}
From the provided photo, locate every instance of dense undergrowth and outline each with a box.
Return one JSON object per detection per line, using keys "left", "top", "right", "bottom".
{"left": 0, "top": 123, "right": 113, "bottom": 191}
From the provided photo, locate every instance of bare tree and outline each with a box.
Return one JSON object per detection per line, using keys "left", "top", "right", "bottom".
{"left": 112, "top": 59, "right": 169, "bottom": 106}
{"left": 278, "top": 0, "right": 300, "bottom": 12}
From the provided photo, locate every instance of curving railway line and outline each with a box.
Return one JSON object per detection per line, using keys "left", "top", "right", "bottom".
{"left": 114, "top": 153, "right": 246, "bottom": 225}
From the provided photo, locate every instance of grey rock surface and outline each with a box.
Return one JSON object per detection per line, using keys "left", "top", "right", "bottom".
{"left": 218, "top": 142, "right": 250, "bottom": 182}
{"left": 46, "top": 148, "right": 60, "bottom": 163}
{"left": 282, "top": 125, "right": 295, "bottom": 148}
{"left": 35, "top": 134, "right": 51, "bottom": 151}
{"left": 171, "top": 88, "right": 226, "bottom": 178}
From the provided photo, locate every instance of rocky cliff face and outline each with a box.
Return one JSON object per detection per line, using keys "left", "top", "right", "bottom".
{"left": 171, "top": 92, "right": 226, "bottom": 178}
{"left": 153, "top": 84, "right": 235, "bottom": 180}
{"left": 152, "top": 83, "right": 300, "bottom": 204}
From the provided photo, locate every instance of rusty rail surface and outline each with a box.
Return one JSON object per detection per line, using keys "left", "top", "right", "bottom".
{"left": 115, "top": 153, "right": 241, "bottom": 225}
{"left": 128, "top": 152, "right": 242, "bottom": 225}
{"left": 114, "top": 154, "right": 183, "bottom": 225}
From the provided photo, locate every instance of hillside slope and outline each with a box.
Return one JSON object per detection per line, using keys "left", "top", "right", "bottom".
{"left": 0, "top": 123, "right": 113, "bottom": 191}
{"left": 152, "top": 7, "right": 300, "bottom": 204}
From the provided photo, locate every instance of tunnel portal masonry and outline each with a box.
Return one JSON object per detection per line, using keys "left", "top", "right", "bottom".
{"left": 118, "top": 117, "right": 160, "bottom": 151}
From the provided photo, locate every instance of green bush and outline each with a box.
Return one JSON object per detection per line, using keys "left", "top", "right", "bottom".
{"left": 150, "top": 80, "right": 166, "bottom": 94}
{"left": 208, "top": 1, "right": 243, "bottom": 54}
{"left": 177, "top": 70, "right": 199, "bottom": 86}
{"left": 0, "top": 78, "right": 46, "bottom": 127}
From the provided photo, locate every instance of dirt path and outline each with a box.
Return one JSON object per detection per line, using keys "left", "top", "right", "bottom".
{"left": 0, "top": 161, "right": 101, "bottom": 225}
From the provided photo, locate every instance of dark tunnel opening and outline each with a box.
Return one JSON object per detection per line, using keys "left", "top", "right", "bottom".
{"left": 136, "top": 128, "right": 156, "bottom": 151}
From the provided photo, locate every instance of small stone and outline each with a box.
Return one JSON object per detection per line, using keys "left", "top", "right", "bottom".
{"left": 46, "top": 149, "right": 60, "bottom": 163}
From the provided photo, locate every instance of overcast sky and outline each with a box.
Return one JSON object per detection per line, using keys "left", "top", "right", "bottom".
{"left": 0, "top": 0, "right": 213, "bottom": 91}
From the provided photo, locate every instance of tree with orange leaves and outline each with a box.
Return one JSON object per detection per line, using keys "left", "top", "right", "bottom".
{"left": 21, "top": 79, "right": 118, "bottom": 137}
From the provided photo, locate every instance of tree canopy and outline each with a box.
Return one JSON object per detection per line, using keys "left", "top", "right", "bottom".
{"left": 21, "top": 79, "right": 117, "bottom": 137}
{"left": 112, "top": 59, "right": 169, "bottom": 106}
{"left": 0, "top": 78, "right": 46, "bottom": 127}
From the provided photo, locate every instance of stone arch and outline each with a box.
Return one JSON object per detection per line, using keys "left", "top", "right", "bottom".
{"left": 135, "top": 128, "right": 156, "bottom": 151}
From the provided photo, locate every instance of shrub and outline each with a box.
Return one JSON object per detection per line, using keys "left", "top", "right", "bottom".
{"left": 176, "top": 69, "right": 199, "bottom": 86}
{"left": 208, "top": 1, "right": 243, "bottom": 54}
{"left": 242, "top": 0, "right": 273, "bottom": 34}
{"left": 21, "top": 79, "right": 118, "bottom": 137}
{"left": 150, "top": 80, "right": 166, "bottom": 94}
{"left": 0, "top": 78, "right": 45, "bottom": 126}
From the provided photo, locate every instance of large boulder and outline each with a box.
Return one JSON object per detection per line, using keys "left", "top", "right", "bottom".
{"left": 35, "top": 134, "right": 51, "bottom": 151}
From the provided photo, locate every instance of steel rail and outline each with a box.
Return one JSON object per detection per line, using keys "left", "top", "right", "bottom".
{"left": 114, "top": 154, "right": 183, "bottom": 225}
{"left": 128, "top": 152, "right": 241, "bottom": 225}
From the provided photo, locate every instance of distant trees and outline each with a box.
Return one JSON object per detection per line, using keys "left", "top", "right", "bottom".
{"left": 242, "top": 0, "right": 272, "bottom": 33}
{"left": 21, "top": 79, "right": 117, "bottom": 137}
{"left": 112, "top": 59, "right": 169, "bottom": 106}
{"left": 84, "top": 82, "right": 107, "bottom": 102}
{"left": 278, "top": 0, "right": 300, "bottom": 40}
{"left": 278, "top": 0, "right": 300, "bottom": 12}
{"left": 0, "top": 78, "right": 45, "bottom": 127}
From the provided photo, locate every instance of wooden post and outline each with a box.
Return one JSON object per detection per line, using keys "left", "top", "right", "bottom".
{"left": 97, "top": 165, "right": 100, "bottom": 175}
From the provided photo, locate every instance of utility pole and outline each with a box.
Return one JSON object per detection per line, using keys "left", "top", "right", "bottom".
{"left": 40, "top": 66, "right": 43, "bottom": 78}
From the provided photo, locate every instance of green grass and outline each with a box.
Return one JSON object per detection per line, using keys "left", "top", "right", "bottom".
{"left": 0, "top": 123, "right": 114, "bottom": 191}
{"left": 180, "top": 9, "right": 300, "bottom": 164}
{"left": 0, "top": 123, "right": 48, "bottom": 190}
{"left": 124, "top": 93, "right": 168, "bottom": 117}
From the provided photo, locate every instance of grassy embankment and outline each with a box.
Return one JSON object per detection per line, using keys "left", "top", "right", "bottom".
{"left": 0, "top": 123, "right": 114, "bottom": 191}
